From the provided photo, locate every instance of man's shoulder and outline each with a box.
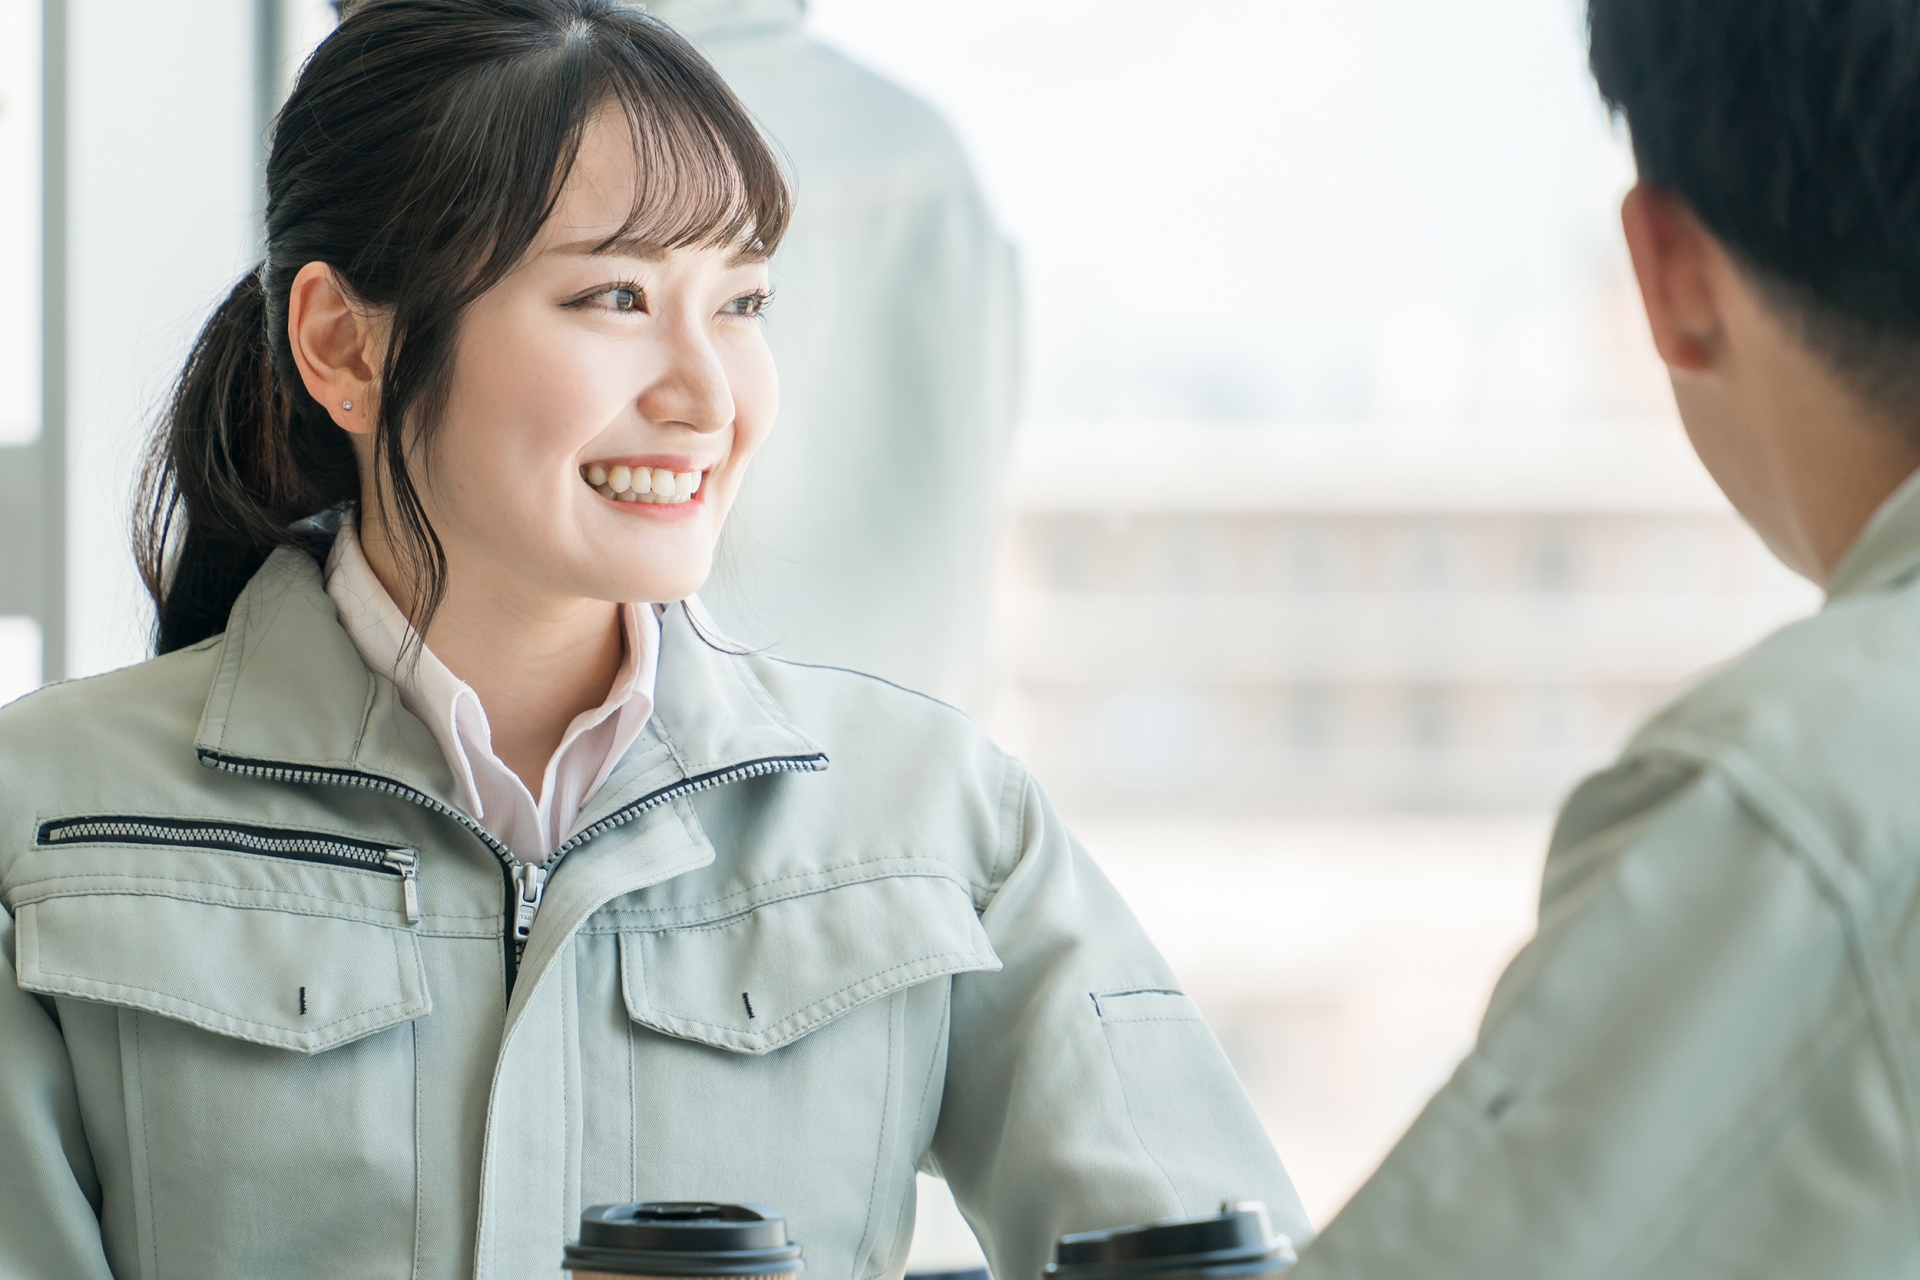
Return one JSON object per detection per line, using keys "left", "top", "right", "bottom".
{"left": 1636, "top": 580, "right": 1920, "bottom": 762}
{"left": 1592, "top": 579, "right": 1920, "bottom": 872}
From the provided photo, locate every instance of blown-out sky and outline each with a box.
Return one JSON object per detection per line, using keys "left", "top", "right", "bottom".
{"left": 808, "top": 0, "right": 1645, "bottom": 427}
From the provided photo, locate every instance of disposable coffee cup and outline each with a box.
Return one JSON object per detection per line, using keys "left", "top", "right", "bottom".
{"left": 1045, "top": 1201, "right": 1296, "bottom": 1280}
{"left": 563, "top": 1202, "right": 805, "bottom": 1278}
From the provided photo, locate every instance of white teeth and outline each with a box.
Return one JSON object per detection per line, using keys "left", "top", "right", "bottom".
{"left": 579, "top": 464, "right": 706, "bottom": 505}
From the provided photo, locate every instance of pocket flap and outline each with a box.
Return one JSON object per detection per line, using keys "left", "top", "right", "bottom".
{"left": 15, "top": 893, "right": 431, "bottom": 1054}
{"left": 621, "top": 872, "right": 1000, "bottom": 1054}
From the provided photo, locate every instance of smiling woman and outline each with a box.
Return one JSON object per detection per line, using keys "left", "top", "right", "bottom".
{"left": 0, "top": 3, "right": 1304, "bottom": 1280}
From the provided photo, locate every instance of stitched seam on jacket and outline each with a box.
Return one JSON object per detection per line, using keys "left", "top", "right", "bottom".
{"left": 136, "top": 1015, "right": 159, "bottom": 1280}
{"left": 410, "top": 1019, "right": 423, "bottom": 1280}
{"left": 1697, "top": 740, "right": 1920, "bottom": 1240}
{"left": 636, "top": 949, "right": 988, "bottom": 1039}
{"left": 614, "top": 879, "right": 974, "bottom": 938}
{"left": 1594, "top": 735, "right": 1917, "bottom": 1275}
{"left": 26, "top": 969, "right": 410, "bottom": 1039}
{"left": 852, "top": 993, "right": 898, "bottom": 1280}
{"left": 584, "top": 862, "right": 971, "bottom": 928}
{"left": 9, "top": 881, "right": 442, "bottom": 927}
{"left": 979, "top": 760, "right": 1029, "bottom": 913}
{"left": 911, "top": 980, "right": 953, "bottom": 1158}
{"left": 1097, "top": 1013, "right": 1185, "bottom": 1213}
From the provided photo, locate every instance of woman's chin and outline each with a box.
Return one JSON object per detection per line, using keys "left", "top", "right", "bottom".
{"left": 585, "top": 562, "right": 713, "bottom": 607}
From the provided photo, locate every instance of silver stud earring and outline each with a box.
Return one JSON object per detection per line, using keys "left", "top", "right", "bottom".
{"left": 342, "top": 400, "right": 353, "bottom": 410}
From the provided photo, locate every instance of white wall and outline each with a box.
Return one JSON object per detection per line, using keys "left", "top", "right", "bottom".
{"left": 64, "top": 0, "right": 262, "bottom": 677}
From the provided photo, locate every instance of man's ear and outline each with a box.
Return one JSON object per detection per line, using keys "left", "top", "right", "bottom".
{"left": 286, "top": 261, "right": 383, "bottom": 437}
{"left": 1621, "top": 182, "right": 1724, "bottom": 375}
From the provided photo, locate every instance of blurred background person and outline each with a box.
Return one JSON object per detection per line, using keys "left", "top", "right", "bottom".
{"left": 646, "top": 0, "right": 1021, "bottom": 717}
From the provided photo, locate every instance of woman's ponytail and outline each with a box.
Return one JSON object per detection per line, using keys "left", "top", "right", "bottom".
{"left": 136, "top": 267, "right": 358, "bottom": 654}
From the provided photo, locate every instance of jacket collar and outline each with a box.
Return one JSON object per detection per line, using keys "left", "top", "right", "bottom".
{"left": 192, "top": 547, "right": 826, "bottom": 820}
{"left": 1826, "top": 466, "right": 1920, "bottom": 602}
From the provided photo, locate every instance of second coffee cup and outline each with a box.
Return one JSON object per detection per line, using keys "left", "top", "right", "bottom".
{"left": 1046, "top": 1201, "right": 1296, "bottom": 1279}
{"left": 563, "top": 1202, "right": 805, "bottom": 1278}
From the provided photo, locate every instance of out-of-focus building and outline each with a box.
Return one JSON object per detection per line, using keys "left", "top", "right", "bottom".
{"left": 997, "top": 421, "right": 1819, "bottom": 815}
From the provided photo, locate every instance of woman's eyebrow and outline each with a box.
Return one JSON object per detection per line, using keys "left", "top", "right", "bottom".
{"left": 546, "top": 235, "right": 667, "bottom": 261}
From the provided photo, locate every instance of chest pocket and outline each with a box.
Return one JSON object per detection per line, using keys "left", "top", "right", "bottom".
{"left": 618, "top": 869, "right": 999, "bottom": 1054}
{"left": 12, "top": 817, "right": 429, "bottom": 1048}
{"left": 6, "top": 819, "right": 429, "bottom": 1279}
{"left": 604, "top": 870, "right": 1000, "bottom": 1280}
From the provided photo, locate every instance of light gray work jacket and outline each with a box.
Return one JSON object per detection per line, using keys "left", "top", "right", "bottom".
{"left": 1293, "top": 483, "right": 1920, "bottom": 1278}
{"left": 0, "top": 547, "right": 1305, "bottom": 1280}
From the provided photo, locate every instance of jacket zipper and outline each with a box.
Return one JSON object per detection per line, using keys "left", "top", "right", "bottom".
{"left": 196, "top": 748, "right": 828, "bottom": 991}
{"left": 37, "top": 815, "right": 421, "bottom": 924}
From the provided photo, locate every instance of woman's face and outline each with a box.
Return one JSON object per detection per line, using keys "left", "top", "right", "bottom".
{"left": 419, "top": 109, "right": 778, "bottom": 608}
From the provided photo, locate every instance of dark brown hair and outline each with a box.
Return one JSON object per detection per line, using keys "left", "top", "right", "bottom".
{"left": 1591, "top": 0, "right": 1920, "bottom": 427}
{"left": 137, "top": 0, "right": 790, "bottom": 654}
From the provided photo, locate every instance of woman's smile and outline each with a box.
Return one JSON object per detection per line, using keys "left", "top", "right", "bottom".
{"left": 580, "top": 457, "right": 712, "bottom": 514}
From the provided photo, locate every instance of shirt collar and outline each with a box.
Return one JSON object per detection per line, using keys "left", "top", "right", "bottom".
{"left": 321, "top": 514, "right": 663, "bottom": 824}
{"left": 194, "top": 539, "right": 818, "bottom": 815}
{"left": 1827, "top": 464, "right": 1920, "bottom": 601}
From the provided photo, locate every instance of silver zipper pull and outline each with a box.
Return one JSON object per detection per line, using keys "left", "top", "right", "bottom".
{"left": 383, "top": 850, "right": 421, "bottom": 925}
{"left": 512, "top": 861, "right": 548, "bottom": 941}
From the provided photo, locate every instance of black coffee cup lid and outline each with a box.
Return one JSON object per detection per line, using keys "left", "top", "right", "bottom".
{"left": 564, "top": 1202, "right": 805, "bottom": 1276}
{"left": 1046, "top": 1202, "right": 1296, "bottom": 1279}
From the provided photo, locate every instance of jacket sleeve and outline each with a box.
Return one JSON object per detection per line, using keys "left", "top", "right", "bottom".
{"left": 0, "top": 908, "right": 115, "bottom": 1280}
{"left": 931, "top": 766, "right": 1310, "bottom": 1280}
{"left": 1290, "top": 749, "right": 1912, "bottom": 1280}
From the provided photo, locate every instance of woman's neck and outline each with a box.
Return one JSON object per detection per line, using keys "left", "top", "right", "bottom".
{"left": 355, "top": 513, "right": 626, "bottom": 798}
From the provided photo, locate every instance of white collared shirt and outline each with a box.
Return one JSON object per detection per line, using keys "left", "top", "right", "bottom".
{"left": 324, "top": 514, "right": 660, "bottom": 864}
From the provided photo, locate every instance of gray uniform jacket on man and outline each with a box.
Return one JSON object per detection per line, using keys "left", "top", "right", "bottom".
{"left": 648, "top": 0, "right": 1022, "bottom": 717}
{"left": 0, "top": 547, "right": 1303, "bottom": 1280}
{"left": 1293, "top": 482, "right": 1920, "bottom": 1278}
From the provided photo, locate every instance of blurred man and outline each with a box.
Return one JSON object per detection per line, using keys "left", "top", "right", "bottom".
{"left": 647, "top": 0, "right": 1020, "bottom": 717}
{"left": 1293, "top": 2, "right": 1920, "bottom": 1275}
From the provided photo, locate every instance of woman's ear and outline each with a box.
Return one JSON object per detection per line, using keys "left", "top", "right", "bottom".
{"left": 1621, "top": 182, "right": 1724, "bottom": 375}
{"left": 287, "top": 262, "right": 384, "bottom": 436}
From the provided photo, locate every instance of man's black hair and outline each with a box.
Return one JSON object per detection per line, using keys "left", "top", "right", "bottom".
{"left": 1590, "top": 0, "right": 1920, "bottom": 422}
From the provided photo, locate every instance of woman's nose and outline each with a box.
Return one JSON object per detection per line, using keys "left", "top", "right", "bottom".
{"left": 637, "top": 324, "right": 735, "bottom": 435}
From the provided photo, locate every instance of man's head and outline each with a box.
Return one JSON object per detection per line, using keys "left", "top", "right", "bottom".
{"left": 1590, "top": 0, "right": 1920, "bottom": 581}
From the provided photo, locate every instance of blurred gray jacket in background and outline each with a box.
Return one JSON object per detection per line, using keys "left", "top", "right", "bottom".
{"left": 648, "top": 0, "right": 1022, "bottom": 718}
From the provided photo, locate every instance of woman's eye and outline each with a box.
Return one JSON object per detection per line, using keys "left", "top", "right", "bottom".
{"left": 723, "top": 290, "right": 773, "bottom": 319}
{"left": 573, "top": 284, "right": 644, "bottom": 313}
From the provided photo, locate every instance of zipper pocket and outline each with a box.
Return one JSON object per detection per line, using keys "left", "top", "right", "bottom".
{"left": 38, "top": 816, "right": 421, "bottom": 925}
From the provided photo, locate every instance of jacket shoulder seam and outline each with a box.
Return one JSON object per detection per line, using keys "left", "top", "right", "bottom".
{"left": 1664, "top": 735, "right": 1920, "bottom": 1191}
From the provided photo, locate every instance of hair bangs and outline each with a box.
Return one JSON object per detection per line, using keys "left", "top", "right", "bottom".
{"left": 573, "top": 16, "right": 790, "bottom": 261}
